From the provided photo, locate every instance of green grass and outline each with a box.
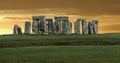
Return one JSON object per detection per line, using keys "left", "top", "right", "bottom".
{"left": 0, "top": 46, "right": 120, "bottom": 63}
{"left": 0, "top": 33, "right": 120, "bottom": 47}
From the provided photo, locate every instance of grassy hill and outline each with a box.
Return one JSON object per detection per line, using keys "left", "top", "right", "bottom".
{"left": 0, "top": 33, "right": 120, "bottom": 48}
{"left": 0, "top": 46, "right": 120, "bottom": 63}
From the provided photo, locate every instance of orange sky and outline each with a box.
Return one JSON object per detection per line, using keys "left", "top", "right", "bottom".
{"left": 0, "top": 0, "right": 120, "bottom": 34}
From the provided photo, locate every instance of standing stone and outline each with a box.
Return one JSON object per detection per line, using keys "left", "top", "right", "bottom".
{"left": 32, "top": 16, "right": 39, "bottom": 34}
{"left": 62, "top": 20, "right": 65, "bottom": 33}
{"left": 67, "top": 21, "right": 72, "bottom": 34}
{"left": 13, "top": 25, "right": 22, "bottom": 35}
{"left": 92, "top": 20, "right": 98, "bottom": 34}
{"left": 63, "top": 19, "right": 68, "bottom": 34}
{"left": 88, "top": 22, "right": 94, "bottom": 34}
{"left": 54, "top": 17, "right": 58, "bottom": 34}
{"left": 18, "top": 27, "right": 22, "bottom": 35}
{"left": 54, "top": 21, "right": 58, "bottom": 34}
{"left": 74, "top": 19, "right": 80, "bottom": 34}
{"left": 32, "top": 16, "right": 47, "bottom": 34}
{"left": 66, "top": 21, "right": 72, "bottom": 34}
{"left": 82, "top": 19, "right": 88, "bottom": 34}
{"left": 70, "top": 22, "right": 72, "bottom": 33}
{"left": 25, "top": 21, "right": 31, "bottom": 34}
{"left": 60, "top": 16, "right": 71, "bottom": 34}
{"left": 57, "top": 20, "right": 62, "bottom": 33}
{"left": 46, "top": 19, "right": 53, "bottom": 34}
{"left": 13, "top": 25, "right": 19, "bottom": 34}
{"left": 54, "top": 17, "right": 63, "bottom": 34}
{"left": 39, "top": 16, "right": 47, "bottom": 34}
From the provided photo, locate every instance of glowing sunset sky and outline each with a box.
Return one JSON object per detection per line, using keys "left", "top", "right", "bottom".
{"left": 0, "top": 0, "right": 120, "bottom": 34}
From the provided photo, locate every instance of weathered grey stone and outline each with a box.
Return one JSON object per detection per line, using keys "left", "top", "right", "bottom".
{"left": 32, "top": 16, "right": 47, "bottom": 34}
{"left": 54, "top": 17, "right": 61, "bottom": 34}
{"left": 67, "top": 21, "right": 72, "bottom": 34}
{"left": 18, "top": 27, "right": 22, "bottom": 35}
{"left": 46, "top": 19, "right": 53, "bottom": 34}
{"left": 38, "top": 16, "right": 47, "bottom": 34}
{"left": 74, "top": 20, "right": 80, "bottom": 34}
{"left": 92, "top": 20, "right": 98, "bottom": 34}
{"left": 25, "top": 21, "right": 31, "bottom": 34}
{"left": 88, "top": 22, "right": 94, "bottom": 34}
{"left": 70, "top": 22, "right": 72, "bottom": 33}
{"left": 54, "top": 16, "right": 72, "bottom": 34}
{"left": 13, "top": 25, "right": 22, "bottom": 35}
{"left": 13, "top": 25, "right": 19, "bottom": 34}
{"left": 32, "top": 19, "right": 38, "bottom": 34}
{"left": 53, "top": 21, "right": 57, "bottom": 33}
{"left": 54, "top": 16, "right": 69, "bottom": 34}
{"left": 62, "top": 20, "right": 68, "bottom": 34}
{"left": 82, "top": 19, "right": 88, "bottom": 34}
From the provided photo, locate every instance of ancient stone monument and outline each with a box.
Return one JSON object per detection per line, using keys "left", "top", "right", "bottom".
{"left": 13, "top": 25, "right": 22, "bottom": 35}
{"left": 13, "top": 15, "right": 99, "bottom": 35}
{"left": 54, "top": 16, "right": 72, "bottom": 34}
{"left": 24, "top": 21, "right": 31, "bottom": 34}
{"left": 32, "top": 16, "right": 47, "bottom": 34}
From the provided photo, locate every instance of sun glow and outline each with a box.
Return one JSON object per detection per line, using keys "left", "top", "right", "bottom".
{"left": 0, "top": 17, "right": 3, "bottom": 20}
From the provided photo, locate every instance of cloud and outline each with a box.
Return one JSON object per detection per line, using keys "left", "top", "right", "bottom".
{"left": 0, "top": 8, "right": 79, "bottom": 16}
{"left": 3, "top": 17, "right": 31, "bottom": 20}
{"left": 0, "top": 0, "right": 119, "bottom": 15}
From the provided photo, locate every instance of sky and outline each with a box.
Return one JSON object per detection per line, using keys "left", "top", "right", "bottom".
{"left": 0, "top": 0, "right": 120, "bottom": 34}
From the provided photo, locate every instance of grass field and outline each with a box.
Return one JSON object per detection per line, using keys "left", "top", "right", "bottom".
{"left": 0, "top": 34, "right": 120, "bottom": 63}
{"left": 0, "top": 46, "right": 120, "bottom": 63}
{"left": 0, "top": 33, "right": 120, "bottom": 47}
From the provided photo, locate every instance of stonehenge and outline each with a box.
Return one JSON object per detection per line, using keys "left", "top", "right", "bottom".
{"left": 13, "top": 16, "right": 99, "bottom": 35}
{"left": 32, "top": 16, "right": 47, "bottom": 34}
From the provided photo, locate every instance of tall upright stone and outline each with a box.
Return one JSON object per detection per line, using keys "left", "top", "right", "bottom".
{"left": 39, "top": 16, "right": 47, "bottom": 34}
{"left": 46, "top": 19, "right": 53, "bottom": 34}
{"left": 62, "top": 17, "right": 69, "bottom": 34}
{"left": 18, "top": 27, "right": 22, "bottom": 35}
{"left": 88, "top": 22, "right": 94, "bottom": 34}
{"left": 13, "top": 25, "right": 19, "bottom": 34}
{"left": 25, "top": 21, "right": 31, "bottom": 34}
{"left": 82, "top": 19, "right": 88, "bottom": 34}
{"left": 13, "top": 25, "right": 22, "bottom": 35}
{"left": 92, "top": 20, "right": 98, "bottom": 34}
{"left": 32, "top": 16, "right": 39, "bottom": 34}
{"left": 67, "top": 21, "right": 72, "bottom": 34}
{"left": 54, "top": 17, "right": 61, "bottom": 34}
{"left": 74, "top": 19, "right": 80, "bottom": 34}
{"left": 69, "top": 22, "right": 72, "bottom": 33}
{"left": 62, "top": 19, "right": 66, "bottom": 33}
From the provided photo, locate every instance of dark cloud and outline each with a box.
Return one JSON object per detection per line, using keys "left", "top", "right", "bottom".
{"left": 0, "top": 0, "right": 119, "bottom": 15}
